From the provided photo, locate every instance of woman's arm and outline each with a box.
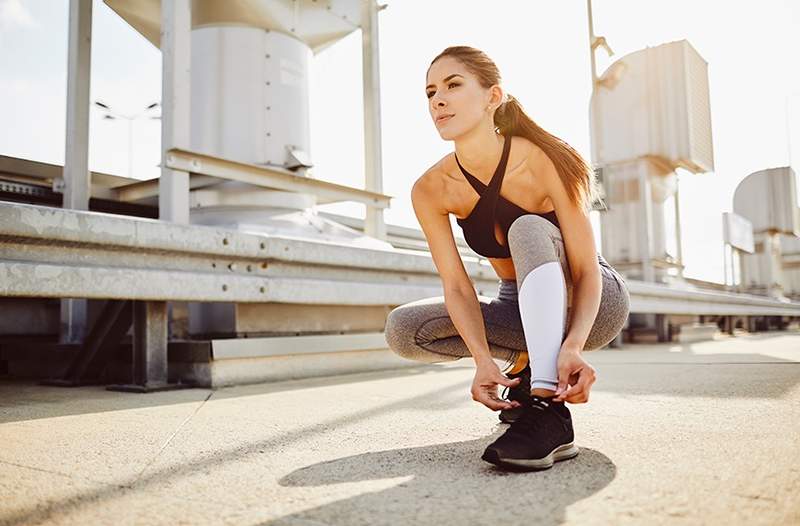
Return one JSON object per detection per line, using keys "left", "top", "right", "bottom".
{"left": 411, "top": 172, "right": 494, "bottom": 365}
{"left": 411, "top": 171, "right": 520, "bottom": 410}
{"left": 527, "top": 145, "right": 603, "bottom": 350}
{"left": 441, "top": 287, "right": 494, "bottom": 366}
{"left": 443, "top": 284, "right": 522, "bottom": 409}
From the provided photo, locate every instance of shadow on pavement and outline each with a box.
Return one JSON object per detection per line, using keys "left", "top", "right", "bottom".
{"left": 0, "top": 364, "right": 457, "bottom": 424}
{"left": 269, "top": 439, "right": 616, "bottom": 526}
{"left": 0, "top": 378, "right": 488, "bottom": 525}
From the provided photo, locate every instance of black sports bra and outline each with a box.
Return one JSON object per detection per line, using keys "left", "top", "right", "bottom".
{"left": 454, "top": 133, "right": 560, "bottom": 259}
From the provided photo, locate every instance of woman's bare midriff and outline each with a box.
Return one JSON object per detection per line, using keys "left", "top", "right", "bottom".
{"left": 438, "top": 136, "right": 554, "bottom": 282}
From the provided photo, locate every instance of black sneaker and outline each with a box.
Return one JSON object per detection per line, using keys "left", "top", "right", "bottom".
{"left": 482, "top": 395, "right": 579, "bottom": 471}
{"left": 498, "top": 364, "right": 531, "bottom": 424}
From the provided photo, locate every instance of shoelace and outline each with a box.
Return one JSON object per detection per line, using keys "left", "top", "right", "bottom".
{"left": 507, "top": 397, "right": 553, "bottom": 433}
{"left": 500, "top": 383, "right": 526, "bottom": 403}
{"left": 500, "top": 368, "right": 531, "bottom": 403}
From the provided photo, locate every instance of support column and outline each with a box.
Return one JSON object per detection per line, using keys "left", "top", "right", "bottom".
{"left": 133, "top": 301, "right": 168, "bottom": 387}
{"left": 109, "top": 0, "right": 194, "bottom": 393}
{"left": 724, "top": 316, "right": 734, "bottom": 335}
{"left": 639, "top": 162, "right": 655, "bottom": 282}
{"left": 361, "top": 0, "right": 387, "bottom": 240}
{"left": 655, "top": 313, "right": 670, "bottom": 342}
{"left": 159, "top": 0, "right": 191, "bottom": 224}
{"left": 723, "top": 242, "right": 729, "bottom": 286}
{"left": 673, "top": 178, "right": 684, "bottom": 278}
{"left": 107, "top": 301, "right": 188, "bottom": 392}
{"left": 60, "top": 0, "right": 93, "bottom": 344}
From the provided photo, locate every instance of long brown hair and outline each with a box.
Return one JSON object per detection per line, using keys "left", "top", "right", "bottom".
{"left": 429, "top": 45, "right": 603, "bottom": 214}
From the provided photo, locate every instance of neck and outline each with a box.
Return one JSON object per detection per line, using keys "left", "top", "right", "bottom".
{"left": 453, "top": 128, "right": 504, "bottom": 185}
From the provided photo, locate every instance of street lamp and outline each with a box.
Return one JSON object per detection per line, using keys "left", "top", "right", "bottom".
{"left": 586, "top": 0, "right": 617, "bottom": 212}
{"left": 94, "top": 101, "right": 161, "bottom": 178}
{"left": 586, "top": 0, "right": 615, "bottom": 87}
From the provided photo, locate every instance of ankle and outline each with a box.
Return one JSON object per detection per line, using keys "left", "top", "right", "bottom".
{"left": 530, "top": 388, "right": 556, "bottom": 398}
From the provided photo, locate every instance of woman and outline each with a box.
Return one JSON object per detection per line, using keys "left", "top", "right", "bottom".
{"left": 383, "top": 46, "right": 630, "bottom": 471}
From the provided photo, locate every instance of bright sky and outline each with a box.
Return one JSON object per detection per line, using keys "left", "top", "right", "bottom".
{"left": 1, "top": 0, "right": 799, "bottom": 284}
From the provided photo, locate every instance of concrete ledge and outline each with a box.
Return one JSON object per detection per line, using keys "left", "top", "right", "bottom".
{"left": 676, "top": 322, "right": 720, "bottom": 343}
{"left": 172, "top": 348, "right": 422, "bottom": 388}
{"left": 0, "top": 336, "right": 422, "bottom": 388}
{"left": 211, "top": 332, "right": 389, "bottom": 359}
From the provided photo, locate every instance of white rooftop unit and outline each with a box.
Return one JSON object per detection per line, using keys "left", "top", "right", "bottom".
{"left": 733, "top": 167, "right": 799, "bottom": 236}
{"left": 100, "top": 0, "right": 392, "bottom": 251}
{"left": 722, "top": 211, "right": 755, "bottom": 254}
{"left": 591, "top": 39, "right": 714, "bottom": 173}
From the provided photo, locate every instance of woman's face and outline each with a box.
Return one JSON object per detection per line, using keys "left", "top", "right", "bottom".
{"left": 425, "top": 56, "right": 493, "bottom": 139}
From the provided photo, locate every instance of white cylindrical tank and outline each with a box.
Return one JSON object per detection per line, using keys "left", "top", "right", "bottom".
{"left": 190, "top": 26, "right": 311, "bottom": 170}
{"left": 733, "top": 167, "right": 799, "bottom": 235}
{"left": 734, "top": 166, "right": 799, "bottom": 298}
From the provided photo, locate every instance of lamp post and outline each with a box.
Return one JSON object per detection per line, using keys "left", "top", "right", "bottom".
{"left": 94, "top": 101, "right": 160, "bottom": 178}
{"left": 586, "top": 0, "right": 615, "bottom": 209}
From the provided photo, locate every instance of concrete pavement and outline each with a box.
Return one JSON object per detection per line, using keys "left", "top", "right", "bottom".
{"left": 1, "top": 330, "right": 799, "bottom": 525}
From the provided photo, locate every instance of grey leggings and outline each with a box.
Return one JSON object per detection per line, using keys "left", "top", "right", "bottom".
{"left": 384, "top": 214, "right": 631, "bottom": 370}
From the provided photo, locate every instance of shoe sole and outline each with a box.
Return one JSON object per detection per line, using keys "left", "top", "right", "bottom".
{"left": 481, "top": 442, "right": 579, "bottom": 471}
{"left": 498, "top": 409, "right": 523, "bottom": 424}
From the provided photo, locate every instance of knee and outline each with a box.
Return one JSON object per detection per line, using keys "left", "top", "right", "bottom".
{"left": 507, "top": 214, "right": 559, "bottom": 246}
{"left": 507, "top": 214, "right": 562, "bottom": 263}
{"left": 384, "top": 306, "right": 421, "bottom": 359}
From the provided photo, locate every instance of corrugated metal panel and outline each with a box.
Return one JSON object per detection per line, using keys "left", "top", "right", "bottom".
{"left": 591, "top": 39, "right": 714, "bottom": 174}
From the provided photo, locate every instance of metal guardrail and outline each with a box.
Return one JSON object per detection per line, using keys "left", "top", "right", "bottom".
{"left": 0, "top": 201, "right": 453, "bottom": 305}
{"left": 625, "top": 280, "right": 799, "bottom": 316}
{"left": 1, "top": 201, "right": 800, "bottom": 317}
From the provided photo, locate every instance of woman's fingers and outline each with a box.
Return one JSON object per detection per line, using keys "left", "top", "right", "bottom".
{"left": 556, "top": 363, "right": 581, "bottom": 396}
{"left": 563, "top": 383, "right": 584, "bottom": 402}
{"left": 497, "top": 375, "right": 522, "bottom": 388}
{"left": 477, "top": 391, "right": 515, "bottom": 411}
{"left": 562, "top": 369, "right": 596, "bottom": 403}
{"left": 470, "top": 365, "right": 526, "bottom": 411}
{"left": 554, "top": 383, "right": 575, "bottom": 402}
{"left": 472, "top": 383, "right": 518, "bottom": 411}
{"left": 555, "top": 372, "right": 588, "bottom": 401}
{"left": 565, "top": 385, "right": 590, "bottom": 403}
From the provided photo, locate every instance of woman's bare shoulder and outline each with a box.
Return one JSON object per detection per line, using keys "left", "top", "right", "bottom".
{"left": 416, "top": 153, "right": 458, "bottom": 190}
{"left": 414, "top": 154, "right": 459, "bottom": 212}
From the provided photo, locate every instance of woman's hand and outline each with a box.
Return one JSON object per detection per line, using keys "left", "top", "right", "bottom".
{"left": 553, "top": 343, "right": 596, "bottom": 404}
{"left": 471, "top": 360, "right": 523, "bottom": 411}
